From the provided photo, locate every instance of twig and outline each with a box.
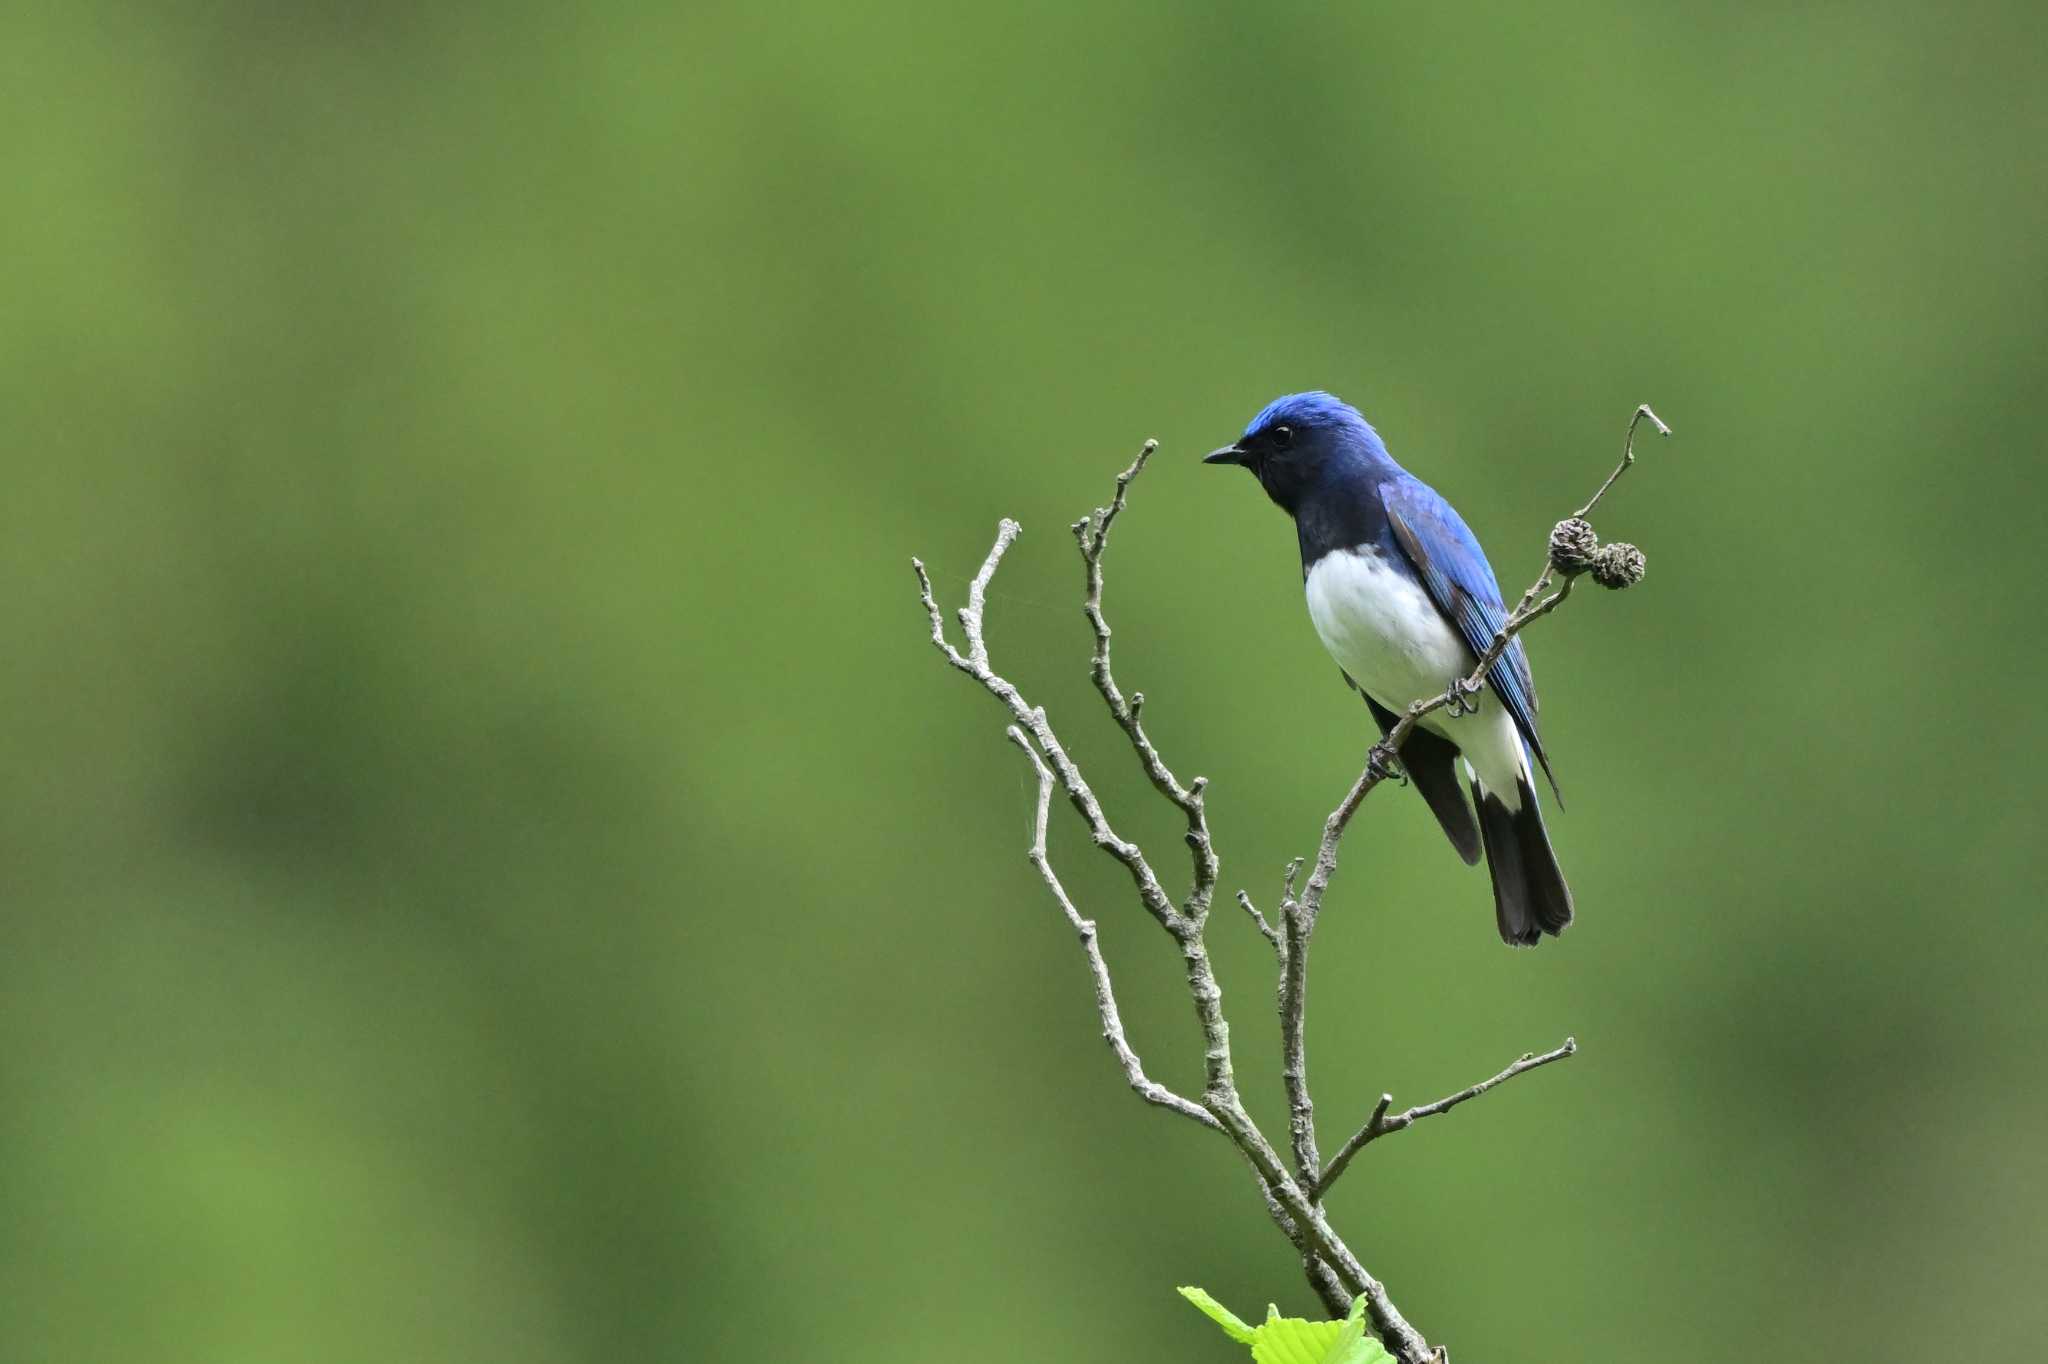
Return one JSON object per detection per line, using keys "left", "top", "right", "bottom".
{"left": 914, "top": 535, "right": 1179, "bottom": 930}
{"left": 1004, "top": 726, "right": 1219, "bottom": 1130}
{"left": 961, "top": 518, "right": 1020, "bottom": 670}
{"left": 1314, "top": 1039, "right": 1579, "bottom": 1199}
{"left": 1238, "top": 859, "right": 1300, "bottom": 957}
{"left": 1071, "top": 440, "right": 1221, "bottom": 918}
{"left": 1279, "top": 898, "right": 1320, "bottom": 1185}
{"left": 1201, "top": 1087, "right": 1436, "bottom": 1362}
{"left": 1575, "top": 403, "right": 1670, "bottom": 522}
{"left": 1260, "top": 1182, "right": 1355, "bottom": 1319}
{"left": 1237, "top": 891, "right": 1281, "bottom": 953}
{"left": 1271, "top": 878, "right": 1335, "bottom": 1287}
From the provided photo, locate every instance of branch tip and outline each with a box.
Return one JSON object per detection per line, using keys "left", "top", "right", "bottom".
{"left": 1236, "top": 890, "right": 1282, "bottom": 953}
{"left": 1314, "top": 1040, "right": 1577, "bottom": 1199}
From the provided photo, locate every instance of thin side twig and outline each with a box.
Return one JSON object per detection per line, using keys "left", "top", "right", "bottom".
{"left": 1071, "top": 440, "right": 1222, "bottom": 919}
{"left": 913, "top": 533, "right": 1180, "bottom": 930}
{"left": 1236, "top": 891, "right": 1281, "bottom": 953}
{"left": 1004, "top": 726, "right": 1219, "bottom": 1130}
{"left": 1232, "top": 858, "right": 1299, "bottom": 960}
{"left": 1314, "top": 1038, "right": 1579, "bottom": 1199}
{"left": 1574, "top": 403, "right": 1671, "bottom": 522}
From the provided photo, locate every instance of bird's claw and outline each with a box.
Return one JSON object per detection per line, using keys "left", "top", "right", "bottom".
{"left": 1366, "top": 740, "right": 1406, "bottom": 785}
{"left": 1443, "top": 675, "right": 1482, "bottom": 717}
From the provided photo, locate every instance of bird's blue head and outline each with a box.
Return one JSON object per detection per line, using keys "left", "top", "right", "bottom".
{"left": 1203, "top": 391, "right": 1391, "bottom": 515}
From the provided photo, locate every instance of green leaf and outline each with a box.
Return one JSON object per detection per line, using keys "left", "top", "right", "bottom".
{"left": 1316, "top": 1293, "right": 1394, "bottom": 1364}
{"left": 1178, "top": 1286, "right": 1256, "bottom": 1344}
{"left": 1248, "top": 1314, "right": 1344, "bottom": 1364}
{"left": 1179, "top": 1288, "right": 1393, "bottom": 1364}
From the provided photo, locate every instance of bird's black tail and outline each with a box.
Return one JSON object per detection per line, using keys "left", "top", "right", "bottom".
{"left": 1473, "top": 773, "right": 1573, "bottom": 947}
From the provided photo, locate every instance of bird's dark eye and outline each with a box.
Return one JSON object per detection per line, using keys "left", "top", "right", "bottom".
{"left": 1271, "top": 425, "right": 1294, "bottom": 448}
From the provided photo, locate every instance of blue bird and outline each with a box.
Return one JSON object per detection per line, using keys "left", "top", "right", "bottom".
{"left": 1206, "top": 392, "right": 1571, "bottom": 945}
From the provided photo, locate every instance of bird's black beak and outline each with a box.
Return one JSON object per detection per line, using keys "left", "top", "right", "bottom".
{"left": 1203, "top": 444, "right": 1247, "bottom": 466}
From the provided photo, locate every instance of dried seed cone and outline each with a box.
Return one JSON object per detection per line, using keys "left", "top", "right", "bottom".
{"left": 1590, "top": 541, "right": 1646, "bottom": 589}
{"left": 1547, "top": 517, "right": 1599, "bottom": 574}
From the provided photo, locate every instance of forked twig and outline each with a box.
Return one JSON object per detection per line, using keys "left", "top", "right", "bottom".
{"left": 1314, "top": 1039, "right": 1579, "bottom": 1199}
{"left": 1004, "top": 725, "right": 1218, "bottom": 1130}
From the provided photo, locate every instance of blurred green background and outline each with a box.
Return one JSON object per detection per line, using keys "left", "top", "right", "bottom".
{"left": 4, "top": 3, "right": 2044, "bottom": 1361}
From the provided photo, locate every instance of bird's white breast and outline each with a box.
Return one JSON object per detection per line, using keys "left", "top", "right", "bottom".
{"left": 1305, "top": 546, "right": 1471, "bottom": 704}
{"left": 1304, "top": 546, "right": 1528, "bottom": 800}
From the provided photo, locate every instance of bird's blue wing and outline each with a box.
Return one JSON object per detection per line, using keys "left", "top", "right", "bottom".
{"left": 1382, "top": 478, "right": 1558, "bottom": 797}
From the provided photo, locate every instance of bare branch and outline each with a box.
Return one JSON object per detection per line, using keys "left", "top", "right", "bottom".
{"left": 1366, "top": 1092, "right": 1395, "bottom": 1138}
{"left": 912, "top": 556, "right": 968, "bottom": 668}
{"left": 1273, "top": 887, "right": 1337, "bottom": 1302}
{"left": 1201, "top": 1089, "right": 1437, "bottom": 1363}
{"left": 1071, "top": 440, "right": 1222, "bottom": 918}
{"left": 1574, "top": 403, "right": 1670, "bottom": 522}
{"left": 912, "top": 508, "right": 1243, "bottom": 1119}
{"left": 1239, "top": 859, "right": 1301, "bottom": 958}
{"left": 1236, "top": 890, "right": 1281, "bottom": 954}
{"left": 1005, "top": 726, "right": 1219, "bottom": 1130}
{"left": 1278, "top": 898, "right": 1320, "bottom": 1184}
{"left": 910, "top": 529, "right": 1180, "bottom": 929}
{"left": 1314, "top": 1038, "right": 1578, "bottom": 1199}
{"left": 962, "top": 519, "right": 1020, "bottom": 667}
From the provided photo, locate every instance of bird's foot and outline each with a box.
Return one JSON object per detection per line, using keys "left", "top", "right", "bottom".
{"left": 1366, "top": 740, "right": 1406, "bottom": 786}
{"left": 1442, "top": 675, "right": 1482, "bottom": 717}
